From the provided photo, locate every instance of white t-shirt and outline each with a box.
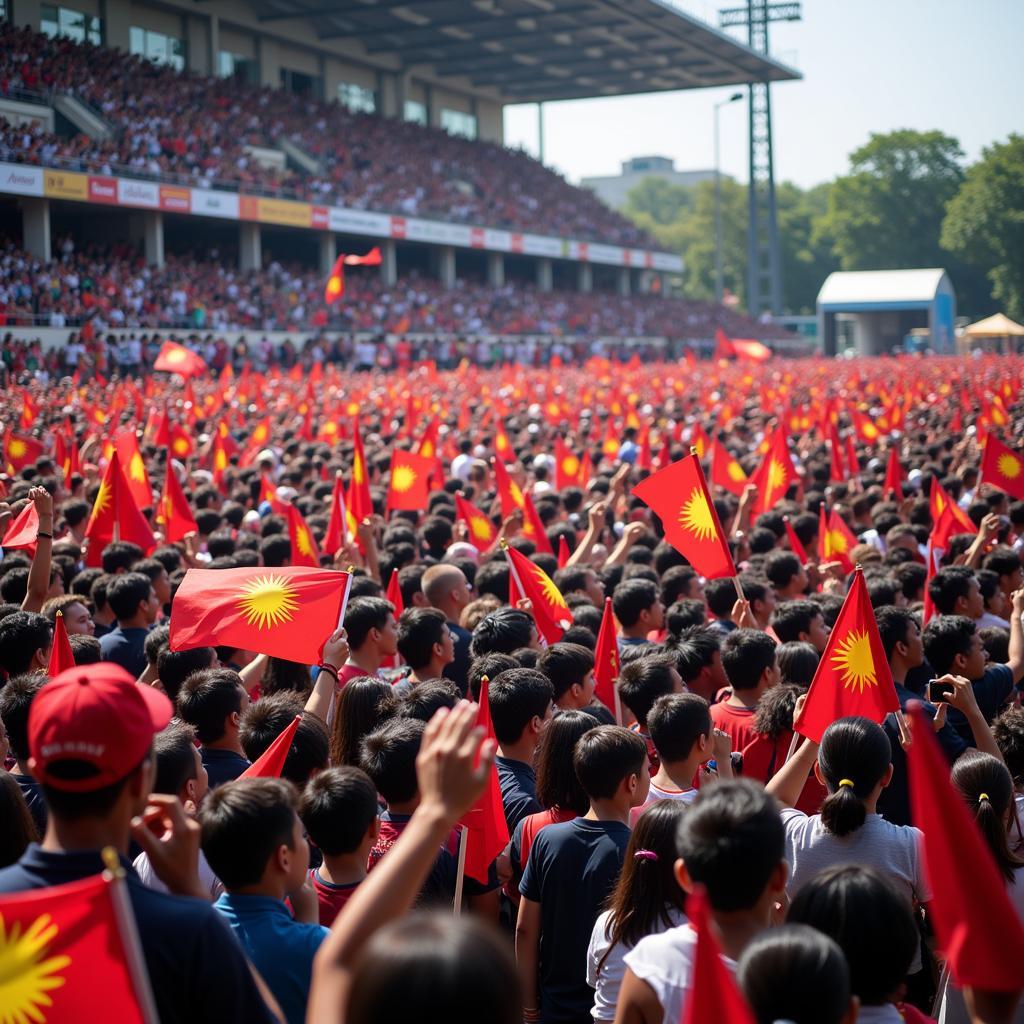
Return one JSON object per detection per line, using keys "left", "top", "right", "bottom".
{"left": 629, "top": 783, "right": 699, "bottom": 827}
{"left": 623, "top": 922, "right": 736, "bottom": 1024}
{"left": 133, "top": 848, "right": 223, "bottom": 901}
{"left": 586, "top": 905, "right": 685, "bottom": 1020}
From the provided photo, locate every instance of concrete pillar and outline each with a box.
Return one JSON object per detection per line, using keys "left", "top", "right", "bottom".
{"left": 22, "top": 198, "right": 50, "bottom": 262}
{"left": 258, "top": 37, "right": 278, "bottom": 89}
{"left": 14, "top": 0, "right": 42, "bottom": 32}
{"left": 427, "top": 85, "right": 442, "bottom": 129}
{"left": 536, "top": 257, "right": 553, "bottom": 293}
{"left": 144, "top": 211, "right": 164, "bottom": 268}
{"left": 394, "top": 71, "right": 409, "bottom": 120}
{"left": 438, "top": 245, "right": 455, "bottom": 288}
{"left": 239, "top": 222, "right": 262, "bottom": 271}
{"left": 319, "top": 232, "right": 336, "bottom": 276}
{"left": 487, "top": 251, "right": 505, "bottom": 288}
{"left": 578, "top": 262, "right": 592, "bottom": 294}
{"left": 618, "top": 267, "right": 631, "bottom": 298}
{"left": 379, "top": 72, "right": 399, "bottom": 118}
{"left": 381, "top": 239, "right": 397, "bottom": 286}
{"left": 208, "top": 13, "right": 220, "bottom": 76}
{"left": 101, "top": 0, "right": 131, "bottom": 52}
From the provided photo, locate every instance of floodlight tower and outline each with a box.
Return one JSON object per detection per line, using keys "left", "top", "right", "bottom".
{"left": 719, "top": 1, "right": 801, "bottom": 317}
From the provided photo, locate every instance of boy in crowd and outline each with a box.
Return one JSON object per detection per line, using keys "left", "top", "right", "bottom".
{"left": 396, "top": 607, "right": 456, "bottom": 684}
{"left": 177, "top": 667, "right": 252, "bottom": 787}
{"left": 0, "top": 611, "right": 52, "bottom": 677}
{"left": 0, "top": 672, "right": 48, "bottom": 834}
{"left": 536, "top": 642, "right": 614, "bottom": 724}
{"left": 201, "top": 777, "right": 327, "bottom": 1024}
{"left": 337, "top": 596, "right": 399, "bottom": 687}
{"left": 618, "top": 780, "right": 788, "bottom": 1023}
{"left": 617, "top": 654, "right": 685, "bottom": 771}
{"left": 613, "top": 579, "right": 666, "bottom": 650}
{"left": 668, "top": 626, "right": 728, "bottom": 703}
{"left": 99, "top": 572, "right": 160, "bottom": 676}
{"left": 765, "top": 550, "right": 809, "bottom": 602}
{"left": 299, "top": 766, "right": 380, "bottom": 926}
{"left": 712, "top": 629, "right": 780, "bottom": 752}
{"left": 517, "top": 726, "right": 650, "bottom": 1022}
{"left": 927, "top": 566, "right": 985, "bottom": 619}
{"left": 421, "top": 563, "right": 474, "bottom": 693}
{"left": 769, "top": 599, "right": 831, "bottom": 652}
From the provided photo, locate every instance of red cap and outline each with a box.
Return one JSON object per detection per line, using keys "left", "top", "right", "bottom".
{"left": 29, "top": 663, "right": 173, "bottom": 792}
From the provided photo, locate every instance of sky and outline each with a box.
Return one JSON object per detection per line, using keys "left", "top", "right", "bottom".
{"left": 503, "top": 0, "right": 1024, "bottom": 191}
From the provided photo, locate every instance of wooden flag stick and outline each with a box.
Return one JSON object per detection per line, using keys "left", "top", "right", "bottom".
{"left": 782, "top": 729, "right": 802, "bottom": 766}
{"left": 732, "top": 575, "right": 746, "bottom": 603}
{"left": 453, "top": 824, "right": 468, "bottom": 916}
{"left": 335, "top": 566, "right": 355, "bottom": 630}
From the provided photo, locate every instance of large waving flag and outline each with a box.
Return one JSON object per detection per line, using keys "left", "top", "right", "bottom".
{"left": 794, "top": 568, "right": 899, "bottom": 743}
{"left": 83, "top": 452, "right": 156, "bottom": 566}
{"left": 4, "top": 431, "right": 45, "bottom": 472}
{"left": 750, "top": 426, "right": 797, "bottom": 514}
{"left": 930, "top": 478, "right": 976, "bottom": 546}
{"left": 504, "top": 544, "right": 571, "bottom": 645}
{"left": 169, "top": 566, "right": 349, "bottom": 663}
{"left": 633, "top": 452, "right": 735, "bottom": 580}
{"left": 980, "top": 435, "right": 1024, "bottom": 501}
{"left": 154, "top": 341, "right": 207, "bottom": 378}
{"left": 322, "top": 472, "right": 352, "bottom": 557}
{"left": 348, "top": 418, "right": 373, "bottom": 525}
{"left": 2, "top": 500, "right": 39, "bottom": 553}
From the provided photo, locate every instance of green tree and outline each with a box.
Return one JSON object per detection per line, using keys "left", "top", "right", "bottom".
{"left": 822, "top": 130, "right": 965, "bottom": 270}
{"left": 622, "top": 177, "right": 693, "bottom": 229}
{"left": 942, "top": 134, "right": 1024, "bottom": 321}
{"left": 778, "top": 181, "right": 838, "bottom": 314}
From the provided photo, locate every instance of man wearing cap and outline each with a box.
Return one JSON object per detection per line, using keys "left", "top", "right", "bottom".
{"left": 0, "top": 663, "right": 276, "bottom": 1023}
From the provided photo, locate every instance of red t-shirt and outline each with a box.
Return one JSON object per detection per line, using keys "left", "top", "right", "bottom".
{"left": 337, "top": 664, "right": 373, "bottom": 688}
{"left": 740, "top": 730, "right": 827, "bottom": 815}
{"left": 309, "top": 868, "right": 361, "bottom": 927}
{"left": 709, "top": 701, "right": 760, "bottom": 755}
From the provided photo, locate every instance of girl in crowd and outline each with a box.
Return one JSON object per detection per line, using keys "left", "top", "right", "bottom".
{"left": 329, "top": 677, "right": 396, "bottom": 767}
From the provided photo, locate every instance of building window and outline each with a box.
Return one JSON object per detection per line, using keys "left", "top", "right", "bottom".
{"left": 41, "top": 5, "right": 102, "bottom": 45}
{"left": 218, "top": 51, "right": 257, "bottom": 83}
{"left": 337, "top": 82, "right": 376, "bottom": 115}
{"left": 130, "top": 26, "right": 186, "bottom": 71}
{"left": 440, "top": 108, "right": 476, "bottom": 140}
{"left": 403, "top": 100, "right": 427, "bottom": 126}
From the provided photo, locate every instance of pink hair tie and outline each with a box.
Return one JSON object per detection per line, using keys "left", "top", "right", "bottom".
{"left": 634, "top": 850, "right": 659, "bottom": 862}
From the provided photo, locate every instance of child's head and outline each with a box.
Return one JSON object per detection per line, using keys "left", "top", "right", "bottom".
{"left": 617, "top": 655, "right": 683, "bottom": 728}
{"left": 359, "top": 718, "right": 425, "bottom": 807}
{"left": 240, "top": 693, "right": 330, "bottom": 788}
{"left": 534, "top": 709, "right": 598, "bottom": 815}
{"left": 951, "top": 750, "right": 1022, "bottom": 884}
{"left": 776, "top": 641, "right": 819, "bottom": 687}
{"left": 992, "top": 705, "right": 1024, "bottom": 791}
{"left": 300, "top": 766, "right": 379, "bottom": 859}
{"left": 573, "top": 725, "right": 649, "bottom": 808}
{"left": 397, "top": 679, "right": 462, "bottom": 722}
{"left": 330, "top": 676, "right": 397, "bottom": 767}
{"left": 152, "top": 720, "right": 207, "bottom": 807}
{"left": 175, "top": 667, "right": 248, "bottom": 744}
{"left": 647, "top": 693, "right": 711, "bottom": 766}
{"left": 720, "top": 629, "right": 779, "bottom": 695}
{"left": 816, "top": 717, "right": 892, "bottom": 838}
{"left": 487, "top": 669, "right": 553, "bottom": 748}
{"left": 738, "top": 924, "right": 855, "bottom": 1024}
{"left": 768, "top": 600, "right": 828, "bottom": 651}
{"left": 536, "top": 643, "right": 596, "bottom": 707}
{"left": 199, "top": 777, "right": 307, "bottom": 893}
{"left": 788, "top": 865, "right": 917, "bottom": 1007}
{"left": 675, "top": 779, "right": 785, "bottom": 912}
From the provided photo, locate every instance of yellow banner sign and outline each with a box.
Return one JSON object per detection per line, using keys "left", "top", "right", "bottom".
{"left": 44, "top": 170, "right": 88, "bottom": 200}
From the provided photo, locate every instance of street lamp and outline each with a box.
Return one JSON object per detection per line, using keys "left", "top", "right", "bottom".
{"left": 714, "top": 91, "right": 744, "bottom": 305}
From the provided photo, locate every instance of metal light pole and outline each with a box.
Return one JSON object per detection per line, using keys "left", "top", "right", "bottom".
{"left": 714, "top": 91, "right": 743, "bottom": 304}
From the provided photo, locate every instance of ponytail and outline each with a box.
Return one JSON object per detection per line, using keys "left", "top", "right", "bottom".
{"left": 817, "top": 717, "right": 891, "bottom": 838}
{"left": 952, "top": 751, "right": 1023, "bottom": 884}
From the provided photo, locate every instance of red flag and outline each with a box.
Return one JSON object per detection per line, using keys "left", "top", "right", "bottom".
{"left": 348, "top": 419, "right": 373, "bottom": 524}
{"left": 287, "top": 503, "right": 321, "bottom": 568}
{"left": 154, "top": 341, "right": 207, "bottom": 378}
{"left": 850, "top": 407, "right": 881, "bottom": 444}
{"left": 344, "top": 246, "right": 382, "bottom": 267}
{"left": 157, "top": 460, "right": 198, "bottom": 544}
{"left": 713, "top": 327, "right": 737, "bottom": 359}
{"left": 2, "top": 500, "right": 39, "bottom": 552}
{"left": 114, "top": 432, "right": 154, "bottom": 512}
{"left": 48, "top": 609, "right": 76, "bottom": 675}
{"left": 930, "top": 479, "right": 976, "bottom": 547}
{"left": 732, "top": 338, "right": 772, "bottom": 363}
{"left": 324, "top": 255, "right": 345, "bottom": 303}
{"left": 794, "top": 568, "right": 900, "bottom": 743}
{"left": 557, "top": 535, "right": 571, "bottom": 569}
{"left": 783, "top": 516, "right": 808, "bottom": 563}
{"left": 168, "top": 422, "right": 194, "bottom": 460}
{"left": 689, "top": 423, "right": 710, "bottom": 460}
{"left": 323, "top": 473, "right": 352, "bottom": 557}
{"left": 83, "top": 452, "right": 156, "bottom": 567}
{"left": 980, "top": 435, "right": 1024, "bottom": 502}
{"left": 906, "top": 702, "right": 1024, "bottom": 989}
{"left": 749, "top": 426, "right": 796, "bottom": 514}
{"left": 4, "top": 431, "right": 45, "bottom": 471}
{"left": 456, "top": 493, "right": 497, "bottom": 552}
{"left": 844, "top": 433, "right": 860, "bottom": 479}
{"left": 415, "top": 419, "right": 439, "bottom": 461}
{"left": 827, "top": 421, "right": 847, "bottom": 483}
{"left": 386, "top": 450, "right": 433, "bottom": 512}
{"left": 504, "top": 545, "right": 572, "bottom": 645}
{"left": 521, "top": 491, "right": 554, "bottom": 556}
{"left": 593, "top": 597, "right": 621, "bottom": 720}
{"left": 554, "top": 437, "right": 583, "bottom": 490}
{"left": 460, "top": 677, "right": 510, "bottom": 883}
{"left": 241, "top": 715, "right": 301, "bottom": 779}
{"left": 883, "top": 446, "right": 904, "bottom": 501}
{"left": 169, "top": 566, "right": 348, "bottom": 663}
{"left": 922, "top": 539, "right": 940, "bottom": 625}
{"left": 820, "top": 506, "right": 857, "bottom": 573}
{"left": 709, "top": 438, "right": 748, "bottom": 497}
{"left": 633, "top": 453, "right": 735, "bottom": 580}
{"left": 681, "top": 887, "right": 756, "bottom": 1024}
{"left": 0, "top": 871, "right": 157, "bottom": 1024}
{"left": 493, "top": 425, "right": 515, "bottom": 464}
{"left": 382, "top": 568, "right": 404, "bottom": 669}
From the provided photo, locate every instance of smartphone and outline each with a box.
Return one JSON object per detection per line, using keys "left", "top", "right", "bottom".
{"left": 927, "top": 679, "right": 956, "bottom": 703}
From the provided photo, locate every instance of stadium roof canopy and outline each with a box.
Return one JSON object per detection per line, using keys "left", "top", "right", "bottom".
{"left": 817, "top": 269, "right": 950, "bottom": 309}
{"left": 241, "top": 0, "right": 801, "bottom": 102}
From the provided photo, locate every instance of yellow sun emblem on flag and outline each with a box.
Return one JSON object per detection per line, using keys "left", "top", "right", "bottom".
{"left": 998, "top": 452, "right": 1021, "bottom": 479}
{"left": 352, "top": 455, "right": 365, "bottom": 485}
{"left": 214, "top": 449, "right": 227, "bottom": 472}
{"left": 934, "top": 491, "right": 946, "bottom": 515}
{"left": 727, "top": 460, "right": 746, "bottom": 482}
{"left": 172, "top": 437, "right": 190, "bottom": 456}
{"left": 392, "top": 464, "right": 417, "bottom": 493}
{"left": 678, "top": 487, "right": 716, "bottom": 541}
{"left": 7, "top": 438, "right": 26, "bottom": 459}
{"left": 420, "top": 442, "right": 435, "bottom": 459}
{"left": 496, "top": 433, "right": 509, "bottom": 452}
{"left": 160, "top": 494, "right": 174, "bottom": 525}
{"left": 831, "top": 630, "right": 877, "bottom": 692}
{"left": 294, "top": 524, "right": 316, "bottom": 559}
{"left": 826, "top": 528, "right": 849, "bottom": 554}
{"left": 237, "top": 574, "right": 300, "bottom": 630}
{"left": 0, "top": 912, "right": 71, "bottom": 1024}
{"left": 129, "top": 452, "right": 146, "bottom": 483}
{"left": 165, "top": 348, "right": 186, "bottom": 364}
{"left": 766, "top": 457, "right": 787, "bottom": 497}
{"left": 470, "top": 515, "right": 492, "bottom": 540}
{"left": 862, "top": 422, "right": 879, "bottom": 440}
{"left": 510, "top": 482, "right": 524, "bottom": 506}
{"left": 534, "top": 567, "right": 570, "bottom": 615}
{"left": 562, "top": 455, "right": 580, "bottom": 477}
{"left": 92, "top": 478, "right": 112, "bottom": 516}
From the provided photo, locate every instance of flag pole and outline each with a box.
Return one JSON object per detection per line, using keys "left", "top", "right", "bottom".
{"left": 101, "top": 847, "right": 160, "bottom": 1024}
{"left": 336, "top": 566, "right": 354, "bottom": 630}
{"left": 453, "top": 824, "right": 468, "bottom": 916}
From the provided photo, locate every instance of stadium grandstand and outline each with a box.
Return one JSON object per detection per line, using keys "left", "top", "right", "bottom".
{"left": 0, "top": 0, "right": 800, "bottom": 357}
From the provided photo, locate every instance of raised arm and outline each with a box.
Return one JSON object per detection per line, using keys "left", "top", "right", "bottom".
{"left": 22, "top": 487, "right": 53, "bottom": 613}
{"left": 1006, "top": 589, "right": 1024, "bottom": 684}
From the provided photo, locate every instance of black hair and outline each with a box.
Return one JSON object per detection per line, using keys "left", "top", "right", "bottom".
{"left": 573, "top": 725, "right": 648, "bottom": 800}
{"left": 397, "top": 608, "right": 449, "bottom": 671}
{"left": 922, "top": 614, "right": 976, "bottom": 676}
{"left": 892, "top": 561, "right": 927, "bottom": 602}
{"left": 769, "top": 600, "right": 822, "bottom": 644}
{"left": 983, "top": 547, "right": 1021, "bottom": 580}
{"left": 470, "top": 608, "right": 534, "bottom": 657}
{"left": 199, "top": 777, "right": 299, "bottom": 889}
{"left": 397, "top": 564, "right": 427, "bottom": 607}
{"left": 764, "top": 550, "right": 803, "bottom": 590}
{"left": 259, "top": 534, "right": 292, "bottom": 568}
{"left": 928, "top": 565, "right": 977, "bottom": 616}
{"left": 487, "top": 669, "right": 553, "bottom": 746}
{"left": 41, "top": 750, "right": 151, "bottom": 822}
{"left": 617, "top": 655, "right": 679, "bottom": 728}
{"left": 0, "top": 672, "right": 46, "bottom": 761}
{"left": 874, "top": 605, "right": 918, "bottom": 662}
{"left": 262, "top": 657, "right": 313, "bottom": 699}
{"left": 101, "top": 540, "right": 145, "bottom": 574}
{"left": 776, "top": 642, "right": 819, "bottom": 687}
{"left": 156, "top": 645, "right": 216, "bottom": 704}
{"left": 300, "top": 766, "right": 379, "bottom": 856}
{"left": 144, "top": 624, "right": 171, "bottom": 665}
{"left": 0, "top": 567, "right": 29, "bottom": 604}
{"left": 992, "top": 705, "right": 1024, "bottom": 788}
{"left": 668, "top": 626, "right": 720, "bottom": 685}
{"left": 344, "top": 597, "right": 395, "bottom": 651}
{"left": 131, "top": 557, "right": 167, "bottom": 588}
{"left": 704, "top": 577, "right": 740, "bottom": 619}
{"left": 865, "top": 575, "right": 899, "bottom": 610}
{"left": 676, "top": 779, "right": 784, "bottom": 911}
{"left": 152, "top": 721, "right": 200, "bottom": 796}
{"left": 397, "top": 679, "right": 462, "bottom": 722}
{"left": 534, "top": 709, "right": 597, "bottom": 814}
{"left": 817, "top": 717, "right": 892, "bottom": 837}
{"left": 720, "top": 629, "right": 777, "bottom": 693}
{"left": 68, "top": 633, "right": 102, "bottom": 665}
{"left": 535, "top": 643, "right": 595, "bottom": 702}
{"left": 611, "top": 578, "right": 660, "bottom": 628}
{"left": 0, "top": 613, "right": 51, "bottom": 676}
{"left": 647, "top": 693, "right": 711, "bottom": 764}
{"left": 467, "top": 653, "right": 520, "bottom": 701}
{"left": 176, "top": 668, "right": 246, "bottom": 743}
{"left": 554, "top": 565, "right": 595, "bottom": 599}
{"left": 359, "top": 718, "right": 425, "bottom": 805}
{"left": 241, "top": 694, "right": 330, "bottom": 788}
{"left": 665, "top": 599, "right": 707, "bottom": 636}
{"left": 0, "top": 770, "right": 37, "bottom": 867}
{"left": 107, "top": 572, "right": 153, "bottom": 621}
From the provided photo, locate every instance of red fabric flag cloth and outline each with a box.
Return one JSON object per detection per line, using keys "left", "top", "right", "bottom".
{"left": 922, "top": 540, "right": 940, "bottom": 625}
{"left": 381, "top": 568, "right": 405, "bottom": 670}
{"left": 347, "top": 420, "right": 372, "bottom": 524}
{"left": 884, "top": 446, "right": 905, "bottom": 500}
{"left": 820, "top": 507, "right": 856, "bottom": 573}
{"left": 554, "top": 437, "right": 583, "bottom": 491}
{"left": 287, "top": 503, "right": 321, "bottom": 568}
{"left": 681, "top": 887, "right": 756, "bottom": 1024}
{"left": 114, "top": 431, "right": 154, "bottom": 512}
{"left": 48, "top": 610, "right": 76, "bottom": 675}
{"left": 83, "top": 452, "right": 156, "bottom": 567}
{"left": 783, "top": 516, "right": 808, "bottom": 563}
{"left": 169, "top": 566, "right": 348, "bottom": 663}
{"left": 980, "top": 435, "right": 1024, "bottom": 502}
{"left": 158, "top": 461, "right": 198, "bottom": 544}
{"left": 0, "top": 871, "right": 157, "bottom": 1024}
{"left": 456, "top": 492, "right": 497, "bottom": 552}
{"left": 731, "top": 338, "right": 772, "bottom": 363}
{"left": 709, "top": 439, "right": 748, "bottom": 497}
{"left": 633, "top": 453, "right": 735, "bottom": 580}
{"left": 386, "top": 449, "right": 433, "bottom": 512}
{"left": 415, "top": 419, "right": 439, "bottom": 460}
{"left": 750, "top": 426, "right": 797, "bottom": 515}
{"left": 593, "top": 597, "right": 621, "bottom": 720}
{"left": 344, "top": 247, "right": 383, "bottom": 267}
{"left": 324, "top": 255, "right": 345, "bottom": 304}
{"left": 241, "top": 715, "right": 301, "bottom": 779}
{"left": 460, "top": 677, "right": 510, "bottom": 884}
{"left": 689, "top": 423, "right": 710, "bottom": 460}
{"left": 930, "top": 479, "right": 976, "bottom": 548}
{"left": 2, "top": 500, "right": 39, "bottom": 553}
{"left": 713, "top": 327, "right": 737, "bottom": 359}
{"left": 504, "top": 545, "right": 572, "bottom": 645}
{"left": 827, "top": 421, "right": 847, "bottom": 482}
{"left": 4, "top": 431, "right": 45, "bottom": 471}
{"left": 493, "top": 456, "right": 525, "bottom": 520}
{"left": 521, "top": 491, "right": 554, "bottom": 556}
{"left": 153, "top": 341, "right": 207, "bottom": 378}
{"left": 493, "top": 425, "right": 515, "bottom": 464}
{"left": 168, "top": 422, "right": 194, "bottom": 460}
{"left": 557, "top": 535, "right": 571, "bottom": 569}
{"left": 850, "top": 407, "right": 881, "bottom": 444}
{"left": 906, "top": 702, "right": 1024, "bottom": 990}
{"left": 794, "top": 568, "right": 900, "bottom": 743}
{"left": 323, "top": 473, "right": 351, "bottom": 557}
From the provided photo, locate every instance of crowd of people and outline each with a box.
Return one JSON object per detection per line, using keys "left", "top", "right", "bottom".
{"left": 0, "top": 23, "right": 655, "bottom": 248}
{"left": 0, "top": 353, "right": 1022, "bottom": 1023}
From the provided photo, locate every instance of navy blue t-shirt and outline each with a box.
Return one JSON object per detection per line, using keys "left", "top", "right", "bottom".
{"left": 98, "top": 625, "right": 150, "bottom": 677}
{"left": 0, "top": 846, "right": 274, "bottom": 1024}
{"left": 201, "top": 747, "right": 251, "bottom": 788}
{"left": 443, "top": 621, "right": 472, "bottom": 696}
{"left": 945, "top": 663, "right": 1016, "bottom": 744}
{"left": 496, "top": 756, "right": 542, "bottom": 832}
{"left": 519, "top": 817, "right": 632, "bottom": 1023}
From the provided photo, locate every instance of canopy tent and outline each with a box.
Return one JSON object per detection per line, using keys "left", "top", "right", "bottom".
{"left": 963, "top": 313, "right": 1024, "bottom": 337}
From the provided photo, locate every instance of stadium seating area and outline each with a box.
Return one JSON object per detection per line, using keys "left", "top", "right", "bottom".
{"left": 0, "top": 24, "right": 655, "bottom": 247}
